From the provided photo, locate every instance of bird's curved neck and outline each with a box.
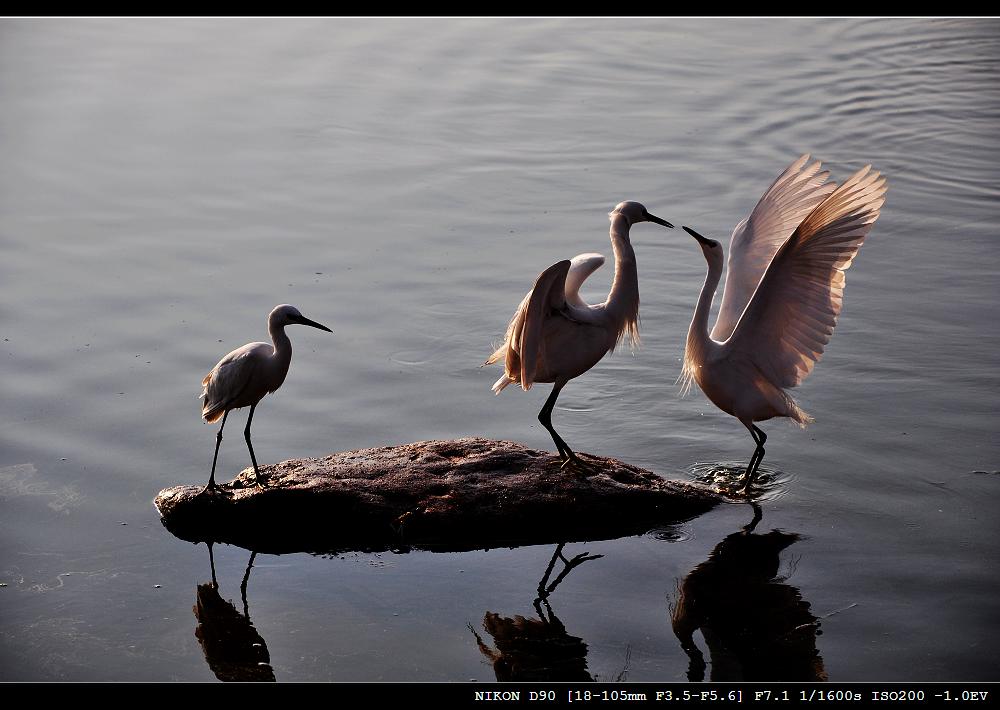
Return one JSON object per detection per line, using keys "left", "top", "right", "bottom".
{"left": 268, "top": 321, "right": 292, "bottom": 362}
{"left": 688, "top": 251, "right": 724, "bottom": 359}
{"left": 605, "top": 214, "right": 639, "bottom": 341}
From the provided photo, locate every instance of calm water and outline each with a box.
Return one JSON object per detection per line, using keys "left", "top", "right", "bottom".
{"left": 1, "top": 18, "right": 998, "bottom": 682}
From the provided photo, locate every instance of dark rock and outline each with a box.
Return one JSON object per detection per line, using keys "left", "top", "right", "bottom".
{"left": 155, "top": 437, "right": 723, "bottom": 554}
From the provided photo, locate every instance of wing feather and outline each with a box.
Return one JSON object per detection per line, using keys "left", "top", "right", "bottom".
{"left": 200, "top": 344, "right": 262, "bottom": 422}
{"left": 723, "top": 165, "right": 887, "bottom": 389}
{"left": 485, "top": 260, "right": 571, "bottom": 392}
{"left": 712, "top": 154, "right": 838, "bottom": 341}
{"left": 518, "top": 260, "right": 571, "bottom": 389}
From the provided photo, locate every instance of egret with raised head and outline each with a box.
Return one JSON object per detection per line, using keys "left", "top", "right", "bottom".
{"left": 200, "top": 304, "right": 332, "bottom": 494}
{"left": 486, "top": 201, "right": 673, "bottom": 469}
{"left": 679, "top": 156, "right": 887, "bottom": 493}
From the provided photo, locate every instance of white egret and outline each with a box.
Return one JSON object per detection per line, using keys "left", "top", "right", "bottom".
{"left": 486, "top": 201, "right": 673, "bottom": 469}
{"left": 200, "top": 304, "right": 332, "bottom": 494}
{"left": 679, "top": 155, "right": 887, "bottom": 493}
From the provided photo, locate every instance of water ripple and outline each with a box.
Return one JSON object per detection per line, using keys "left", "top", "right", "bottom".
{"left": 686, "top": 461, "right": 795, "bottom": 502}
{"left": 647, "top": 525, "right": 692, "bottom": 543}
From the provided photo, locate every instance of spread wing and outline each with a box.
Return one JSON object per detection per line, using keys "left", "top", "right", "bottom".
{"left": 484, "top": 260, "right": 571, "bottom": 391}
{"left": 723, "top": 165, "right": 887, "bottom": 388}
{"left": 712, "top": 154, "right": 837, "bottom": 341}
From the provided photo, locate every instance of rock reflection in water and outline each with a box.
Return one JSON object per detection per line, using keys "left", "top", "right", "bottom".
{"left": 671, "top": 504, "right": 826, "bottom": 681}
{"left": 193, "top": 545, "right": 275, "bottom": 682}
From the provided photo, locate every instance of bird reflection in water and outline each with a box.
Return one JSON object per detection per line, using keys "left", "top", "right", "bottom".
{"left": 193, "top": 543, "right": 275, "bottom": 682}
{"left": 670, "top": 504, "right": 826, "bottom": 681}
{"left": 469, "top": 543, "right": 608, "bottom": 682}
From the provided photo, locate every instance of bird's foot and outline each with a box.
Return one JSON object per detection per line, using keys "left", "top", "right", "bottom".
{"left": 239, "top": 468, "right": 267, "bottom": 489}
{"left": 740, "top": 475, "right": 758, "bottom": 498}
{"left": 198, "top": 483, "right": 233, "bottom": 498}
{"left": 559, "top": 454, "right": 596, "bottom": 476}
{"left": 249, "top": 463, "right": 270, "bottom": 488}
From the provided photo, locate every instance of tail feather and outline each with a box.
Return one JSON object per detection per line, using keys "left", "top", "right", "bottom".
{"left": 491, "top": 374, "right": 514, "bottom": 394}
{"left": 483, "top": 345, "right": 506, "bottom": 367}
{"left": 202, "top": 401, "right": 226, "bottom": 423}
{"left": 201, "top": 391, "right": 226, "bottom": 424}
{"left": 786, "top": 399, "right": 814, "bottom": 427}
{"left": 778, "top": 388, "right": 814, "bottom": 427}
{"left": 200, "top": 372, "right": 225, "bottom": 422}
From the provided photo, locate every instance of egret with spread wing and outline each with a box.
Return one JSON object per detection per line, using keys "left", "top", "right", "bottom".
{"left": 680, "top": 156, "right": 887, "bottom": 493}
{"left": 200, "top": 304, "right": 332, "bottom": 494}
{"left": 486, "top": 201, "right": 673, "bottom": 469}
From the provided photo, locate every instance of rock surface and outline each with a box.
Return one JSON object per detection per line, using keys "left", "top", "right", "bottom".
{"left": 155, "top": 437, "right": 724, "bottom": 554}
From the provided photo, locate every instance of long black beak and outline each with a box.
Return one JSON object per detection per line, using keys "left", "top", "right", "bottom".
{"left": 683, "top": 225, "right": 714, "bottom": 246}
{"left": 294, "top": 315, "right": 333, "bottom": 333}
{"left": 645, "top": 212, "right": 674, "bottom": 228}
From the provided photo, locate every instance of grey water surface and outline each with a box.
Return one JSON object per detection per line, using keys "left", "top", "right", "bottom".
{"left": 1, "top": 18, "right": 998, "bottom": 681}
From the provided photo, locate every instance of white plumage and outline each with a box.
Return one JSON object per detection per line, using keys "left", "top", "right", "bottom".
{"left": 200, "top": 304, "right": 332, "bottom": 494}
{"left": 680, "top": 156, "right": 887, "bottom": 492}
{"left": 486, "top": 201, "right": 673, "bottom": 469}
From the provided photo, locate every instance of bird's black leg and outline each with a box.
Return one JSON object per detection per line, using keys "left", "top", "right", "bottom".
{"left": 538, "top": 381, "right": 592, "bottom": 472}
{"left": 244, "top": 404, "right": 264, "bottom": 487}
{"left": 203, "top": 410, "right": 232, "bottom": 495}
{"left": 742, "top": 424, "right": 767, "bottom": 494}
{"left": 538, "top": 382, "right": 570, "bottom": 459}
